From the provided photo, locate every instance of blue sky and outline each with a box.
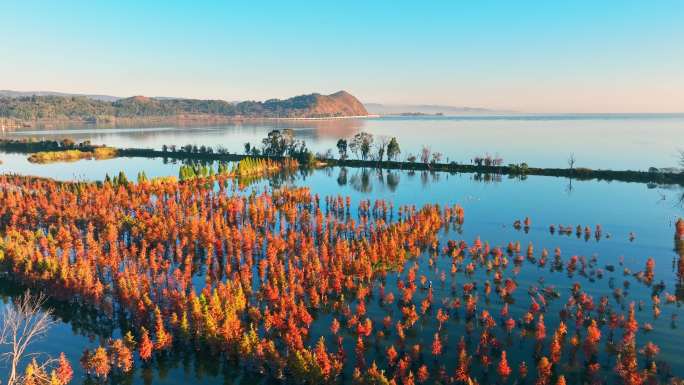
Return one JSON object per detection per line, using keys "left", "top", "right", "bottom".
{"left": 2, "top": 1, "right": 683, "bottom": 112}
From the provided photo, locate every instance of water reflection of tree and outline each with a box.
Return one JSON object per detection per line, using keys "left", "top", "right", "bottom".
{"left": 337, "top": 167, "right": 348, "bottom": 186}
{"left": 565, "top": 177, "right": 574, "bottom": 195}
{"left": 338, "top": 168, "right": 529, "bottom": 192}
{"left": 86, "top": 339, "right": 265, "bottom": 385}
{"left": 235, "top": 168, "right": 304, "bottom": 190}
{"left": 431, "top": 171, "right": 441, "bottom": 184}
{"left": 386, "top": 170, "right": 400, "bottom": 192}
{"left": 472, "top": 172, "right": 502, "bottom": 183}
{"left": 375, "top": 168, "right": 385, "bottom": 187}
{"left": 652, "top": 184, "right": 684, "bottom": 210}
{"left": 0, "top": 278, "right": 116, "bottom": 341}
{"left": 420, "top": 171, "right": 429, "bottom": 187}
{"left": 350, "top": 168, "right": 373, "bottom": 193}
{"left": 267, "top": 169, "right": 300, "bottom": 190}
{"left": 338, "top": 167, "right": 401, "bottom": 192}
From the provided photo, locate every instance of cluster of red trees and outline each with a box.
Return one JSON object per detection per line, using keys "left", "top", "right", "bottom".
{"left": 80, "top": 337, "right": 135, "bottom": 379}
{"left": 0, "top": 174, "right": 678, "bottom": 384}
{"left": 20, "top": 353, "right": 73, "bottom": 385}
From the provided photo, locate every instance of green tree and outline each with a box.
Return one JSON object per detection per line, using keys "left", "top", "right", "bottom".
{"left": 336, "top": 139, "right": 348, "bottom": 159}
{"left": 387, "top": 137, "right": 400, "bottom": 161}
{"left": 117, "top": 171, "right": 129, "bottom": 186}
{"left": 137, "top": 171, "right": 148, "bottom": 183}
{"left": 350, "top": 132, "right": 373, "bottom": 160}
{"left": 262, "top": 129, "right": 296, "bottom": 156}
{"left": 286, "top": 349, "right": 326, "bottom": 385}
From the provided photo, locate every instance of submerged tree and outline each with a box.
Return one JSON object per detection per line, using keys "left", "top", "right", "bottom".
{"left": 0, "top": 171, "right": 674, "bottom": 385}
{"left": 497, "top": 350, "right": 512, "bottom": 381}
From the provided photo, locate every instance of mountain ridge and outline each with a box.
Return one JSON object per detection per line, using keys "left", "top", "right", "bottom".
{"left": 0, "top": 90, "right": 368, "bottom": 127}
{"left": 0, "top": 89, "right": 121, "bottom": 102}
{"left": 1, "top": 90, "right": 499, "bottom": 115}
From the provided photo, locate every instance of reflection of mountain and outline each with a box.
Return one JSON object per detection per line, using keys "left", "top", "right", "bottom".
{"left": 2, "top": 118, "right": 366, "bottom": 151}
{"left": 271, "top": 118, "right": 365, "bottom": 141}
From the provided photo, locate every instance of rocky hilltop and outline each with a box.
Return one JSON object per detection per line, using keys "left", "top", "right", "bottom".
{"left": 308, "top": 91, "right": 368, "bottom": 117}
{"left": 259, "top": 90, "right": 368, "bottom": 118}
{"left": 0, "top": 90, "right": 368, "bottom": 127}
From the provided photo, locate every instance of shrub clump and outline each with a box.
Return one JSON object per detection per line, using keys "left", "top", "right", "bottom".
{"left": 27, "top": 147, "right": 118, "bottom": 163}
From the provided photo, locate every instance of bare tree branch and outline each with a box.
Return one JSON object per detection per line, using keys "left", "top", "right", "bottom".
{"left": 568, "top": 153, "right": 576, "bottom": 170}
{"left": 0, "top": 290, "right": 57, "bottom": 385}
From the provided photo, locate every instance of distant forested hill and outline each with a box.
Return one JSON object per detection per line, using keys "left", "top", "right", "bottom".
{"left": 0, "top": 89, "right": 120, "bottom": 101}
{"left": 0, "top": 91, "right": 368, "bottom": 125}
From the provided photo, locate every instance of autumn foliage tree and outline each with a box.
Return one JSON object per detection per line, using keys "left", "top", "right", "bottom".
{"left": 497, "top": 350, "right": 512, "bottom": 381}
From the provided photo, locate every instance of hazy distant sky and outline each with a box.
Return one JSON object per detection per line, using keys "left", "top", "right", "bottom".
{"left": 2, "top": 1, "right": 683, "bottom": 112}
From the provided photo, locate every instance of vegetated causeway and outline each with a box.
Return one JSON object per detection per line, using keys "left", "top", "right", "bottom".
{"left": 1, "top": 134, "right": 682, "bottom": 186}
{"left": 0, "top": 90, "right": 368, "bottom": 128}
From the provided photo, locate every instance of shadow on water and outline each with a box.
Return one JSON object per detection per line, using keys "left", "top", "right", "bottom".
{"left": 0, "top": 277, "right": 116, "bottom": 339}
{"left": 334, "top": 167, "right": 515, "bottom": 194}
{"left": 334, "top": 167, "right": 407, "bottom": 193}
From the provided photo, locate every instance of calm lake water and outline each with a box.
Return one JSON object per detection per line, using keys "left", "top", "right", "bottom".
{"left": 1, "top": 116, "right": 683, "bottom": 384}
{"left": 2, "top": 114, "right": 684, "bottom": 170}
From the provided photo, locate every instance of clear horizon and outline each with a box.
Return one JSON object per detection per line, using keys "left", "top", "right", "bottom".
{"left": 2, "top": 1, "right": 683, "bottom": 113}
